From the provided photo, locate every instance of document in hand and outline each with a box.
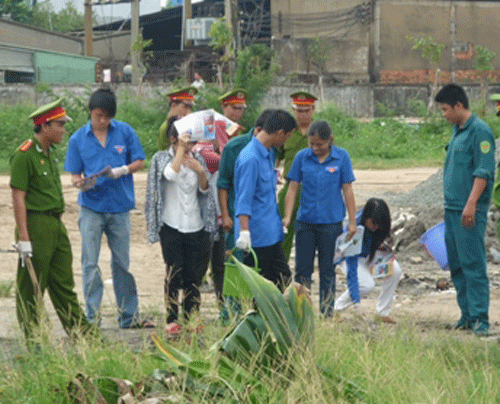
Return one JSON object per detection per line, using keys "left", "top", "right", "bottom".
{"left": 333, "top": 225, "right": 365, "bottom": 265}
{"left": 83, "top": 165, "right": 111, "bottom": 184}
{"left": 174, "top": 109, "right": 216, "bottom": 141}
{"left": 369, "top": 250, "right": 395, "bottom": 278}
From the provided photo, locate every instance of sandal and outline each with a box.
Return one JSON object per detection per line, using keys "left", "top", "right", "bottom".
{"left": 125, "top": 320, "right": 155, "bottom": 329}
{"left": 165, "top": 323, "right": 182, "bottom": 336}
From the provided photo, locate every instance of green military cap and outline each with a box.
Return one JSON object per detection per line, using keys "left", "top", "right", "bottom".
{"left": 290, "top": 91, "right": 317, "bottom": 106}
{"left": 218, "top": 88, "right": 247, "bottom": 105}
{"left": 28, "top": 98, "right": 72, "bottom": 125}
{"left": 167, "top": 86, "right": 198, "bottom": 102}
{"left": 491, "top": 93, "right": 500, "bottom": 116}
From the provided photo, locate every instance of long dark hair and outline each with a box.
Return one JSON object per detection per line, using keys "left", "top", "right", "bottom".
{"left": 360, "top": 198, "right": 391, "bottom": 262}
{"left": 166, "top": 115, "right": 180, "bottom": 139}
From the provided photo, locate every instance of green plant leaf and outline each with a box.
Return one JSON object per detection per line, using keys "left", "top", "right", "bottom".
{"left": 232, "top": 257, "right": 300, "bottom": 356}
{"left": 151, "top": 332, "right": 192, "bottom": 369}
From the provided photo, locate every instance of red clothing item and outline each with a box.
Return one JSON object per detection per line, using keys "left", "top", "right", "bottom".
{"left": 193, "top": 142, "right": 220, "bottom": 174}
{"left": 215, "top": 121, "right": 229, "bottom": 154}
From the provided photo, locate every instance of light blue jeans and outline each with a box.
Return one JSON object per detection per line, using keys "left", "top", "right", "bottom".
{"left": 78, "top": 206, "right": 139, "bottom": 328}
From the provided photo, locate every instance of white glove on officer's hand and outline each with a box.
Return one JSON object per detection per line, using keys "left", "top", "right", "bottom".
{"left": 107, "top": 165, "right": 129, "bottom": 180}
{"left": 236, "top": 230, "right": 251, "bottom": 251}
{"left": 80, "top": 176, "right": 97, "bottom": 192}
{"left": 13, "top": 241, "right": 32, "bottom": 268}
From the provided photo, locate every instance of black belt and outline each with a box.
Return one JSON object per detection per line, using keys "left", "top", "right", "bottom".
{"left": 27, "top": 210, "right": 63, "bottom": 219}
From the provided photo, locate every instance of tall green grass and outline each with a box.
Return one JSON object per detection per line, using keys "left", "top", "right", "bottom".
{"left": 1, "top": 317, "right": 499, "bottom": 403}
{"left": 2, "top": 94, "right": 500, "bottom": 172}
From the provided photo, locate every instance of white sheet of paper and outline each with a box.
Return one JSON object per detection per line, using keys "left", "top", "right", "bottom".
{"left": 174, "top": 109, "right": 216, "bottom": 141}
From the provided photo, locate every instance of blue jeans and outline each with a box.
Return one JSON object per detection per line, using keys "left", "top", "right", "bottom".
{"left": 78, "top": 206, "right": 139, "bottom": 328}
{"left": 294, "top": 221, "right": 343, "bottom": 317}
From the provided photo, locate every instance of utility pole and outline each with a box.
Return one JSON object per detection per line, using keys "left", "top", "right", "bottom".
{"left": 183, "top": 0, "right": 192, "bottom": 50}
{"left": 84, "top": 1, "right": 93, "bottom": 57}
{"left": 131, "top": 0, "right": 140, "bottom": 85}
{"left": 450, "top": 1, "right": 457, "bottom": 82}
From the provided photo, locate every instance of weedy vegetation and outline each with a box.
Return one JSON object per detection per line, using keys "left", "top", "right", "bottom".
{"left": 1, "top": 258, "right": 500, "bottom": 403}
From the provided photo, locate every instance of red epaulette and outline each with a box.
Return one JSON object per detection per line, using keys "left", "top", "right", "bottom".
{"left": 19, "top": 140, "right": 33, "bottom": 152}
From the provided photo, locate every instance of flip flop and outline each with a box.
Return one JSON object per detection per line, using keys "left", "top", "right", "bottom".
{"left": 126, "top": 320, "right": 155, "bottom": 329}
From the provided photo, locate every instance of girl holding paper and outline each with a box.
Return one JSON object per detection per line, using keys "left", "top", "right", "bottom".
{"left": 282, "top": 120, "right": 357, "bottom": 317}
{"left": 334, "top": 198, "right": 402, "bottom": 323}
{"left": 145, "top": 116, "right": 217, "bottom": 335}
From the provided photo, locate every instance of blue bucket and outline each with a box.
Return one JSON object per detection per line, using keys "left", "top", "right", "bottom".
{"left": 420, "top": 222, "right": 449, "bottom": 270}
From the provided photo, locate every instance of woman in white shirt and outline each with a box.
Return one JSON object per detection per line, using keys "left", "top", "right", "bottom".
{"left": 145, "top": 116, "right": 216, "bottom": 335}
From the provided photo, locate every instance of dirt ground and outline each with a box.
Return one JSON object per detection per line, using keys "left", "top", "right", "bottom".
{"left": 1, "top": 167, "right": 500, "bottom": 358}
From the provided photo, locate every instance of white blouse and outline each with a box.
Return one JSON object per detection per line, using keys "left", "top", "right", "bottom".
{"left": 161, "top": 147, "right": 208, "bottom": 233}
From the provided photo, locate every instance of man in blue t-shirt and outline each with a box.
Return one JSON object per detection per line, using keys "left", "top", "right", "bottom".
{"left": 234, "top": 110, "right": 297, "bottom": 291}
{"left": 65, "top": 88, "right": 152, "bottom": 329}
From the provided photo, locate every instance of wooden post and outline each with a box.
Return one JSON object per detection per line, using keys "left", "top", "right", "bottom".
{"left": 131, "top": 0, "right": 140, "bottom": 86}
{"left": 84, "top": 1, "right": 93, "bottom": 57}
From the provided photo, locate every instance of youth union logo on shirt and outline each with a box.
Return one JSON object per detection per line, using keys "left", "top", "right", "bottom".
{"left": 326, "top": 166, "right": 338, "bottom": 173}
{"left": 114, "top": 145, "right": 125, "bottom": 154}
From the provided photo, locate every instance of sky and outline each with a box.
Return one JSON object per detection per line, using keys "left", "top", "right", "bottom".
{"left": 48, "top": 0, "right": 162, "bottom": 21}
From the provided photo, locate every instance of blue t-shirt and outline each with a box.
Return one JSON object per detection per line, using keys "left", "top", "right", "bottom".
{"left": 234, "top": 137, "right": 284, "bottom": 248}
{"left": 287, "top": 145, "right": 355, "bottom": 224}
{"left": 64, "top": 120, "right": 146, "bottom": 213}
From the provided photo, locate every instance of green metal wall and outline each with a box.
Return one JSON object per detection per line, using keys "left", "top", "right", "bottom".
{"left": 34, "top": 51, "right": 97, "bottom": 84}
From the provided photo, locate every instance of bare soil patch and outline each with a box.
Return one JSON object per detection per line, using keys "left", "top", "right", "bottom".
{"left": 1, "top": 167, "right": 499, "bottom": 360}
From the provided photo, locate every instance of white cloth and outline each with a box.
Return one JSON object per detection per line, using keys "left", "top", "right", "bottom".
{"left": 236, "top": 230, "right": 251, "bottom": 250}
{"left": 334, "top": 256, "right": 402, "bottom": 317}
{"left": 107, "top": 165, "right": 129, "bottom": 179}
{"left": 14, "top": 241, "right": 32, "bottom": 267}
{"left": 161, "top": 149, "right": 208, "bottom": 233}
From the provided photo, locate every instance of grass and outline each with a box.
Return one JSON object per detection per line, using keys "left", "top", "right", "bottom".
{"left": 1, "top": 315, "right": 499, "bottom": 403}
{"left": 4, "top": 93, "right": 500, "bottom": 173}
{"left": 0, "top": 281, "right": 14, "bottom": 298}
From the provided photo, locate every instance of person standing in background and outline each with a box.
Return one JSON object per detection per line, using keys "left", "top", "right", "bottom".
{"left": 277, "top": 91, "right": 317, "bottom": 261}
{"left": 158, "top": 87, "right": 197, "bottom": 151}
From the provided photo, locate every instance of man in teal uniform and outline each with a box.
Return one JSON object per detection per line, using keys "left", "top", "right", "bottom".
{"left": 436, "top": 84, "right": 495, "bottom": 336}
{"left": 276, "top": 91, "right": 317, "bottom": 261}
{"left": 10, "top": 99, "right": 92, "bottom": 342}
{"left": 491, "top": 94, "right": 500, "bottom": 246}
{"left": 158, "top": 86, "right": 197, "bottom": 151}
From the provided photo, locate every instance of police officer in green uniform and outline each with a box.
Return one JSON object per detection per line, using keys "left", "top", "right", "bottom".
{"left": 158, "top": 86, "right": 197, "bottom": 151}
{"left": 435, "top": 84, "right": 495, "bottom": 336}
{"left": 276, "top": 91, "right": 317, "bottom": 261}
{"left": 10, "top": 99, "right": 91, "bottom": 342}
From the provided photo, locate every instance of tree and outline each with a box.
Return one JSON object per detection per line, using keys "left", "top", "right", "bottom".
{"left": 407, "top": 35, "right": 445, "bottom": 113}
{"left": 130, "top": 33, "right": 153, "bottom": 94}
{"left": 0, "top": 0, "right": 32, "bottom": 24}
{"left": 209, "top": 18, "right": 234, "bottom": 88}
{"left": 474, "top": 45, "right": 497, "bottom": 116}
{"left": 29, "top": 1, "right": 86, "bottom": 32}
{"left": 308, "top": 36, "right": 332, "bottom": 109}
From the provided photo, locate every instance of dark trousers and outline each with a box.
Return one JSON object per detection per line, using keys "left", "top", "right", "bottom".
{"left": 159, "top": 224, "right": 209, "bottom": 324}
{"left": 294, "top": 221, "right": 342, "bottom": 317}
{"left": 243, "top": 242, "right": 291, "bottom": 292}
{"left": 200, "top": 226, "right": 226, "bottom": 305}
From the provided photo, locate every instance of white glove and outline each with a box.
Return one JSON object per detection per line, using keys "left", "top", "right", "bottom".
{"left": 13, "top": 241, "right": 32, "bottom": 268}
{"left": 236, "top": 230, "right": 251, "bottom": 251}
{"left": 80, "top": 176, "right": 97, "bottom": 192}
{"left": 107, "top": 165, "right": 129, "bottom": 180}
